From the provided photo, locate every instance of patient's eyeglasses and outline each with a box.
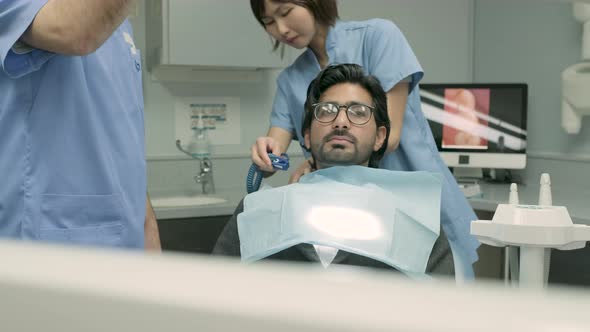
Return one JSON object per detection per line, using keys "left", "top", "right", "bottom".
{"left": 312, "top": 102, "right": 374, "bottom": 125}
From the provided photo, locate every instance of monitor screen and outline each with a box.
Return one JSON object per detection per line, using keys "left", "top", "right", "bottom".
{"left": 420, "top": 83, "right": 528, "bottom": 169}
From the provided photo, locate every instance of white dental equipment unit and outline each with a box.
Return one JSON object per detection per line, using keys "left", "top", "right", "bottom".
{"left": 3, "top": 238, "right": 590, "bottom": 332}
{"left": 471, "top": 173, "right": 590, "bottom": 288}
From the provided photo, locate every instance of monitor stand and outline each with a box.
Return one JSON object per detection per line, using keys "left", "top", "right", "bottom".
{"left": 452, "top": 167, "right": 483, "bottom": 198}
{"left": 452, "top": 167, "right": 483, "bottom": 180}
{"left": 487, "top": 168, "right": 515, "bottom": 184}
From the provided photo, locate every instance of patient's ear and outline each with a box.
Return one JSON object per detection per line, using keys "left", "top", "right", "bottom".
{"left": 304, "top": 129, "right": 311, "bottom": 150}
{"left": 373, "top": 126, "right": 387, "bottom": 151}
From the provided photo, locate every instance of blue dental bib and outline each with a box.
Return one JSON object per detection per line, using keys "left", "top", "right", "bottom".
{"left": 238, "top": 166, "right": 443, "bottom": 277}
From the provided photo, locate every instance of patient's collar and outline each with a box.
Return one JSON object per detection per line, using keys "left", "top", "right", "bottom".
{"left": 313, "top": 245, "right": 339, "bottom": 268}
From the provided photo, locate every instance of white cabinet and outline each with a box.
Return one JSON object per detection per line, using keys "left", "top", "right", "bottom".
{"left": 146, "top": 0, "right": 293, "bottom": 69}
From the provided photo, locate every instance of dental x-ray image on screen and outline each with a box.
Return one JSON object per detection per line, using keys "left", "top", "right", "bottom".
{"left": 420, "top": 83, "right": 528, "bottom": 169}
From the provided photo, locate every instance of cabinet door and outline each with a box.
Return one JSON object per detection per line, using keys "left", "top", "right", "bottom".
{"left": 165, "top": 1, "right": 288, "bottom": 68}
{"left": 158, "top": 215, "right": 231, "bottom": 254}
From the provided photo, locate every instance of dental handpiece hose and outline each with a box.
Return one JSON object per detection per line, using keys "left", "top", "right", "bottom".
{"left": 246, "top": 153, "right": 289, "bottom": 194}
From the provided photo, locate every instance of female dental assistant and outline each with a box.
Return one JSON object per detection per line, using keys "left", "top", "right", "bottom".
{"left": 249, "top": 0, "right": 480, "bottom": 278}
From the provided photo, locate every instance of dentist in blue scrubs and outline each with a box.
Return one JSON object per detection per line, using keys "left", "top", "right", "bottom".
{"left": 248, "top": 0, "right": 480, "bottom": 279}
{"left": 0, "top": 0, "right": 160, "bottom": 250}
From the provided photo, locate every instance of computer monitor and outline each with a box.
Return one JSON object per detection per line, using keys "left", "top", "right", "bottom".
{"left": 419, "top": 83, "right": 528, "bottom": 172}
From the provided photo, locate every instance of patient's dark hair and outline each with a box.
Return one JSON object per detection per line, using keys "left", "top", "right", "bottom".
{"left": 250, "top": 0, "right": 339, "bottom": 51}
{"left": 302, "top": 64, "right": 390, "bottom": 168}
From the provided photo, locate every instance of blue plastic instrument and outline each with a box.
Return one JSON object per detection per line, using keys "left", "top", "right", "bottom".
{"left": 247, "top": 153, "right": 289, "bottom": 193}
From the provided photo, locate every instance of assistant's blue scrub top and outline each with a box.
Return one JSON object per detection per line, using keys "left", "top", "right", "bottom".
{"left": 270, "top": 19, "right": 480, "bottom": 271}
{"left": 0, "top": 1, "right": 146, "bottom": 248}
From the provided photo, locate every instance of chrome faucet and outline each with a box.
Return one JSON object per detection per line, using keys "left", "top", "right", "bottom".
{"left": 194, "top": 157, "right": 215, "bottom": 194}
{"left": 176, "top": 139, "right": 215, "bottom": 195}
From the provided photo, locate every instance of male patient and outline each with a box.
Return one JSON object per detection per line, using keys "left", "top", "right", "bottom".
{"left": 213, "top": 64, "right": 454, "bottom": 277}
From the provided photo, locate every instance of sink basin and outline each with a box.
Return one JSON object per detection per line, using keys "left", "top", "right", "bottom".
{"left": 151, "top": 195, "right": 227, "bottom": 208}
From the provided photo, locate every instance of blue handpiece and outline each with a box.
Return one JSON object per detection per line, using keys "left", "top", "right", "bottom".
{"left": 247, "top": 153, "right": 289, "bottom": 194}
{"left": 268, "top": 153, "right": 290, "bottom": 170}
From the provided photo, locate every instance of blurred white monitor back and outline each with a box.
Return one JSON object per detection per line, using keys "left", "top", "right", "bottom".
{"left": 420, "top": 83, "right": 528, "bottom": 169}
{"left": 1, "top": 239, "right": 590, "bottom": 332}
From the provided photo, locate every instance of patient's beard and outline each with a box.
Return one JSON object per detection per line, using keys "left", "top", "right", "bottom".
{"left": 310, "top": 130, "right": 374, "bottom": 169}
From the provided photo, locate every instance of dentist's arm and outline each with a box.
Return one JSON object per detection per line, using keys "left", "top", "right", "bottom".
{"left": 21, "top": 0, "right": 136, "bottom": 55}
{"left": 144, "top": 193, "right": 161, "bottom": 252}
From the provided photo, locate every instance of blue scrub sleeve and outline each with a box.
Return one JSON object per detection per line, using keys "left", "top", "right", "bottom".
{"left": 0, "top": 0, "right": 54, "bottom": 78}
{"left": 365, "top": 19, "right": 424, "bottom": 93}
{"left": 269, "top": 76, "right": 296, "bottom": 137}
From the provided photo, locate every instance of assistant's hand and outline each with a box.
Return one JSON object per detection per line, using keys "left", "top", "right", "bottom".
{"left": 288, "top": 158, "right": 315, "bottom": 184}
{"left": 251, "top": 136, "right": 283, "bottom": 173}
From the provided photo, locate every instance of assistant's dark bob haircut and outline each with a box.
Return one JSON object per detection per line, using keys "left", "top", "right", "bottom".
{"left": 250, "top": 0, "right": 339, "bottom": 51}
{"left": 302, "top": 63, "right": 390, "bottom": 168}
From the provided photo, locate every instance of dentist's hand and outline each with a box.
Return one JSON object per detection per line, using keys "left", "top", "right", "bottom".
{"left": 288, "top": 158, "right": 315, "bottom": 184}
{"left": 251, "top": 136, "right": 282, "bottom": 173}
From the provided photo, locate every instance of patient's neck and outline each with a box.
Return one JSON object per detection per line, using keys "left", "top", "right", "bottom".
{"left": 315, "top": 160, "right": 370, "bottom": 170}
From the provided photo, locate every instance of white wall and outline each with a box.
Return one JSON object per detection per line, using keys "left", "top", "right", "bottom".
{"left": 338, "top": 0, "right": 474, "bottom": 83}
{"left": 473, "top": 0, "right": 590, "bottom": 188}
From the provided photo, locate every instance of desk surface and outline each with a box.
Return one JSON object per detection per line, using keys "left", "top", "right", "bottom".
{"left": 469, "top": 182, "right": 590, "bottom": 225}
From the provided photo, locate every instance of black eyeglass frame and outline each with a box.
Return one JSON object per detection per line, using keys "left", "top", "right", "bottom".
{"left": 311, "top": 102, "right": 375, "bottom": 125}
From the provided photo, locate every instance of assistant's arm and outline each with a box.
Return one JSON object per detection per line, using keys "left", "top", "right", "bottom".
{"left": 385, "top": 82, "right": 409, "bottom": 153}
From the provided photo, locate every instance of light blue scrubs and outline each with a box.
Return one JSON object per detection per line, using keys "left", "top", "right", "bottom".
{"left": 270, "top": 19, "right": 480, "bottom": 278}
{"left": 0, "top": 1, "right": 146, "bottom": 248}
